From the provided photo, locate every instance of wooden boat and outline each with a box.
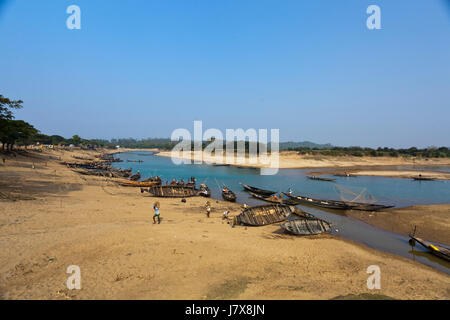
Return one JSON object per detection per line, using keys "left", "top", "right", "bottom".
{"left": 248, "top": 191, "right": 298, "bottom": 205}
{"left": 409, "top": 230, "right": 450, "bottom": 262}
{"left": 141, "top": 185, "right": 197, "bottom": 198}
{"left": 412, "top": 176, "right": 435, "bottom": 181}
{"left": 222, "top": 188, "right": 237, "bottom": 202}
{"left": 281, "top": 218, "right": 331, "bottom": 236}
{"left": 234, "top": 204, "right": 291, "bottom": 226}
{"left": 307, "top": 176, "right": 336, "bottom": 182}
{"left": 198, "top": 184, "right": 211, "bottom": 197}
{"left": 282, "top": 192, "right": 394, "bottom": 211}
{"left": 292, "top": 207, "right": 316, "bottom": 219}
{"left": 333, "top": 173, "right": 357, "bottom": 177}
{"left": 240, "top": 183, "right": 276, "bottom": 197}
{"left": 119, "top": 180, "right": 161, "bottom": 187}
{"left": 129, "top": 172, "right": 141, "bottom": 181}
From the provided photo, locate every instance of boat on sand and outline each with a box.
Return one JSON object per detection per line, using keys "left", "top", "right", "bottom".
{"left": 234, "top": 204, "right": 291, "bottom": 226}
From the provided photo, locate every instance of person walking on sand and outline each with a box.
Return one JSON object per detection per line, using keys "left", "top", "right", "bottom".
{"left": 205, "top": 201, "right": 211, "bottom": 218}
{"left": 153, "top": 201, "right": 161, "bottom": 224}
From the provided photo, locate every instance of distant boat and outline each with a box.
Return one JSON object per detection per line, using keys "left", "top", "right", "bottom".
{"left": 213, "top": 163, "right": 230, "bottom": 167}
{"left": 198, "top": 184, "right": 211, "bottom": 197}
{"left": 222, "top": 187, "right": 237, "bottom": 202}
{"left": 129, "top": 172, "right": 141, "bottom": 181}
{"left": 307, "top": 176, "right": 336, "bottom": 182}
{"left": 412, "top": 176, "right": 435, "bottom": 181}
{"left": 240, "top": 183, "right": 276, "bottom": 197}
{"left": 333, "top": 173, "right": 357, "bottom": 177}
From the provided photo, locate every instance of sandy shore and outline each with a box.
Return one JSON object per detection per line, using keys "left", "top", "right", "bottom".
{"left": 157, "top": 150, "right": 450, "bottom": 180}
{"left": 0, "top": 148, "right": 449, "bottom": 300}
{"left": 347, "top": 205, "right": 450, "bottom": 246}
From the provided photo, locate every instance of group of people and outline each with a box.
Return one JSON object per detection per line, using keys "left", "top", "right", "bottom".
{"left": 151, "top": 199, "right": 236, "bottom": 224}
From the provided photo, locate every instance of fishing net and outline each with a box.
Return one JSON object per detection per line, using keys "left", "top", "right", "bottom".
{"left": 333, "top": 184, "right": 377, "bottom": 204}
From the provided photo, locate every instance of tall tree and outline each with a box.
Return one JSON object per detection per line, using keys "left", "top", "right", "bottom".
{"left": 0, "top": 94, "right": 23, "bottom": 120}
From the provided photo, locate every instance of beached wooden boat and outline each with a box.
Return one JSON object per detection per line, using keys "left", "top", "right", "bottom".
{"left": 282, "top": 192, "right": 394, "bottom": 211}
{"left": 333, "top": 173, "right": 357, "bottom": 177}
{"left": 240, "top": 183, "right": 276, "bottom": 197}
{"left": 222, "top": 189, "right": 237, "bottom": 202}
{"left": 409, "top": 234, "right": 450, "bottom": 262}
{"left": 198, "top": 184, "right": 211, "bottom": 197}
{"left": 129, "top": 172, "right": 141, "bottom": 181}
{"left": 119, "top": 180, "right": 161, "bottom": 187}
{"left": 412, "top": 177, "right": 435, "bottom": 181}
{"left": 281, "top": 218, "right": 331, "bottom": 236}
{"left": 248, "top": 191, "right": 298, "bottom": 205}
{"left": 292, "top": 207, "right": 316, "bottom": 219}
{"left": 234, "top": 204, "right": 291, "bottom": 226}
{"left": 141, "top": 185, "right": 197, "bottom": 198}
{"left": 307, "top": 176, "right": 336, "bottom": 182}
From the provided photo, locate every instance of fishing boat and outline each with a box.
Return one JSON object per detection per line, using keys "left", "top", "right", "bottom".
{"left": 240, "top": 183, "right": 276, "bottom": 197}
{"left": 129, "top": 172, "right": 141, "bottom": 181}
{"left": 141, "top": 185, "right": 197, "bottom": 198}
{"left": 412, "top": 176, "right": 435, "bottom": 181}
{"left": 281, "top": 218, "right": 331, "bottom": 236}
{"left": 198, "top": 184, "right": 211, "bottom": 197}
{"left": 292, "top": 207, "right": 316, "bottom": 219}
{"left": 333, "top": 173, "right": 357, "bottom": 177}
{"left": 119, "top": 180, "right": 161, "bottom": 187}
{"left": 307, "top": 176, "right": 336, "bottom": 182}
{"left": 282, "top": 192, "right": 394, "bottom": 211}
{"left": 222, "top": 188, "right": 237, "bottom": 202}
{"left": 409, "top": 228, "right": 450, "bottom": 262}
{"left": 248, "top": 191, "right": 298, "bottom": 205}
{"left": 234, "top": 204, "right": 291, "bottom": 226}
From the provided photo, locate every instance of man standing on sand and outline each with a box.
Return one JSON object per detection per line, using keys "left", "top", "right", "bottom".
{"left": 153, "top": 201, "right": 161, "bottom": 224}
{"left": 205, "top": 201, "right": 211, "bottom": 218}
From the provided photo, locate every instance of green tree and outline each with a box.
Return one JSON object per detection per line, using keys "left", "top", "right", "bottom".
{"left": 0, "top": 94, "right": 23, "bottom": 120}
{"left": 72, "top": 134, "right": 81, "bottom": 146}
{"left": 0, "top": 120, "right": 37, "bottom": 151}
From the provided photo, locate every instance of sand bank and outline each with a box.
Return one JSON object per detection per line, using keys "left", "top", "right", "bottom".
{"left": 0, "top": 148, "right": 449, "bottom": 299}
{"left": 347, "top": 205, "right": 450, "bottom": 246}
{"left": 156, "top": 151, "right": 450, "bottom": 178}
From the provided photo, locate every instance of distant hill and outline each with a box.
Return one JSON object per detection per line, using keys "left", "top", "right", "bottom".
{"left": 279, "top": 141, "right": 333, "bottom": 150}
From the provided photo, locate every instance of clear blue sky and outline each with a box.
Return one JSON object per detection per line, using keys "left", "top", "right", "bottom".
{"left": 1, "top": 0, "right": 449, "bottom": 148}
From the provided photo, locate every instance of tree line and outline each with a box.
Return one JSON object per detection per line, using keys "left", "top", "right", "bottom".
{"left": 286, "top": 146, "right": 450, "bottom": 158}
{"left": 1, "top": 94, "right": 448, "bottom": 158}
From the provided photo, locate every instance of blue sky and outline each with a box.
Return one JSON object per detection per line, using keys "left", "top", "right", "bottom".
{"left": 0, "top": 0, "right": 449, "bottom": 148}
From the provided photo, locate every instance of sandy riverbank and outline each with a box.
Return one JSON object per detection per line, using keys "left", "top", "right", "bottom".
{"left": 156, "top": 150, "right": 450, "bottom": 180}
{"left": 347, "top": 205, "right": 450, "bottom": 246}
{"left": 0, "top": 148, "right": 449, "bottom": 299}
